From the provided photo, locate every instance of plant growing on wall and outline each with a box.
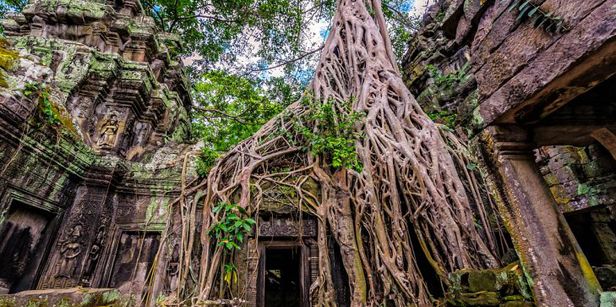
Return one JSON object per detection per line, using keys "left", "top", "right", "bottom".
{"left": 208, "top": 202, "right": 256, "bottom": 251}
{"left": 294, "top": 96, "right": 365, "bottom": 171}
{"left": 22, "top": 82, "right": 78, "bottom": 140}
{"left": 506, "top": 0, "right": 569, "bottom": 33}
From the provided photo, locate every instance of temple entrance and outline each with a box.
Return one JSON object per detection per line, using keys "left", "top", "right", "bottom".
{"left": 565, "top": 205, "right": 616, "bottom": 291}
{"left": 264, "top": 247, "right": 301, "bottom": 307}
{"left": 0, "top": 200, "right": 54, "bottom": 293}
{"left": 253, "top": 214, "right": 316, "bottom": 306}
{"left": 106, "top": 231, "right": 160, "bottom": 299}
{"left": 257, "top": 242, "right": 309, "bottom": 307}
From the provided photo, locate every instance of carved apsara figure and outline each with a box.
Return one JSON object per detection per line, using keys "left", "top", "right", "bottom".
{"left": 97, "top": 111, "right": 120, "bottom": 148}
{"left": 164, "top": 243, "right": 180, "bottom": 294}
{"left": 80, "top": 225, "right": 106, "bottom": 286}
{"left": 55, "top": 224, "right": 83, "bottom": 279}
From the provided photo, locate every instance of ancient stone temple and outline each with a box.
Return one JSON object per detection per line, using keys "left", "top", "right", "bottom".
{"left": 0, "top": 0, "right": 615, "bottom": 306}
{"left": 0, "top": 0, "right": 196, "bottom": 304}
{"left": 402, "top": 0, "right": 616, "bottom": 305}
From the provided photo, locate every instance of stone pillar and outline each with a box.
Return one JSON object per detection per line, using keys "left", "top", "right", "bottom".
{"left": 479, "top": 125, "right": 601, "bottom": 307}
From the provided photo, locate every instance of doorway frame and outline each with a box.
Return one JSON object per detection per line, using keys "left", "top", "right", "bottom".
{"left": 0, "top": 187, "right": 64, "bottom": 292}
{"left": 257, "top": 240, "right": 310, "bottom": 307}
{"left": 99, "top": 223, "right": 163, "bottom": 294}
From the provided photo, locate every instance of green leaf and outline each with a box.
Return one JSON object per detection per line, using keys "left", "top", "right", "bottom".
{"left": 527, "top": 6, "right": 539, "bottom": 17}
{"left": 466, "top": 163, "right": 478, "bottom": 171}
{"left": 213, "top": 204, "right": 224, "bottom": 214}
{"left": 508, "top": 0, "right": 520, "bottom": 12}
{"left": 518, "top": 0, "right": 531, "bottom": 10}
{"left": 517, "top": 5, "right": 530, "bottom": 20}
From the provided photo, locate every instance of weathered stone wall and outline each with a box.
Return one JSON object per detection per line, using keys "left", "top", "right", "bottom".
{"left": 538, "top": 144, "right": 616, "bottom": 211}
{"left": 402, "top": 0, "right": 616, "bottom": 213}
{"left": 402, "top": 0, "right": 616, "bottom": 305}
{"left": 0, "top": 0, "right": 198, "bottom": 302}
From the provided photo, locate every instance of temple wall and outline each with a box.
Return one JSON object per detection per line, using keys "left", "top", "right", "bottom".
{"left": 402, "top": 0, "right": 616, "bottom": 213}
{"left": 402, "top": 0, "right": 616, "bottom": 305}
{"left": 0, "top": 0, "right": 197, "bottom": 303}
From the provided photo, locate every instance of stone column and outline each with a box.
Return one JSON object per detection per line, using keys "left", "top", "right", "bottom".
{"left": 479, "top": 125, "right": 601, "bottom": 307}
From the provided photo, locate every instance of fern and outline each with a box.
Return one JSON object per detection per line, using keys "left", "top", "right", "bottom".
{"left": 507, "top": 0, "right": 568, "bottom": 33}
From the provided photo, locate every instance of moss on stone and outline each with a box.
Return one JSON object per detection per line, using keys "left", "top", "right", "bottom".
{"left": 25, "top": 0, "right": 111, "bottom": 21}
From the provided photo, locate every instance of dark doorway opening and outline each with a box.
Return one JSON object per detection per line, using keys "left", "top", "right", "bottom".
{"left": 264, "top": 247, "right": 301, "bottom": 307}
{"left": 565, "top": 205, "right": 616, "bottom": 291}
{"left": 0, "top": 200, "right": 54, "bottom": 294}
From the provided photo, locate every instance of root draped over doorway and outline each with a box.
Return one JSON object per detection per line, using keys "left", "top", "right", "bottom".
{"left": 174, "top": 0, "right": 503, "bottom": 305}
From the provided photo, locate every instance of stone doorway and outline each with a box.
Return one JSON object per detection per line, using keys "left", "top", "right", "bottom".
{"left": 104, "top": 231, "right": 161, "bottom": 300}
{"left": 0, "top": 200, "right": 55, "bottom": 294}
{"left": 258, "top": 243, "right": 308, "bottom": 307}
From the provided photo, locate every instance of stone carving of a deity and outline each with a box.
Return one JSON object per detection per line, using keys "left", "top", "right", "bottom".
{"left": 165, "top": 243, "right": 180, "bottom": 294}
{"left": 80, "top": 225, "right": 106, "bottom": 286}
{"left": 55, "top": 224, "right": 83, "bottom": 279}
{"left": 97, "top": 111, "right": 120, "bottom": 149}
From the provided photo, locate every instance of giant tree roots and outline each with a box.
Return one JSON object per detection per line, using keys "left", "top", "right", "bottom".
{"left": 174, "top": 0, "right": 504, "bottom": 305}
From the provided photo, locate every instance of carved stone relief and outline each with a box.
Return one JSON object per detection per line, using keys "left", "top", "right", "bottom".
{"left": 258, "top": 216, "right": 317, "bottom": 237}
{"left": 163, "top": 243, "right": 180, "bottom": 295}
{"left": 79, "top": 224, "right": 107, "bottom": 286}
{"left": 97, "top": 110, "right": 121, "bottom": 149}
{"left": 54, "top": 223, "right": 83, "bottom": 280}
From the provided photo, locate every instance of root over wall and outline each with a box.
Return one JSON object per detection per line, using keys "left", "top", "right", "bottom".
{"left": 174, "top": 0, "right": 504, "bottom": 305}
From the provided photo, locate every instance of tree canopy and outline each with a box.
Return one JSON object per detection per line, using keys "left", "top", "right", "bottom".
{"left": 156, "top": 0, "right": 420, "bottom": 170}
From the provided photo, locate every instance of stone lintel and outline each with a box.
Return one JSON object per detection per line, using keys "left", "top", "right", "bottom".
{"left": 476, "top": 1, "right": 616, "bottom": 129}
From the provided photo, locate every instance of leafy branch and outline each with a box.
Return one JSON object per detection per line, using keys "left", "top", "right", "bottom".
{"left": 294, "top": 95, "right": 365, "bottom": 172}
{"left": 208, "top": 202, "right": 256, "bottom": 251}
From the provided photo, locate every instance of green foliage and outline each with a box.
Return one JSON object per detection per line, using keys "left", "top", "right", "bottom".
{"left": 0, "top": 0, "right": 27, "bottom": 19}
{"left": 381, "top": 0, "right": 420, "bottom": 60}
{"left": 576, "top": 183, "right": 599, "bottom": 197}
{"left": 506, "top": 0, "right": 568, "bottom": 33}
{"left": 208, "top": 202, "right": 256, "bottom": 251}
{"left": 223, "top": 263, "right": 238, "bottom": 286}
{"left": 23, "top": 82, "right": 78, "bottom": 137}
{"left": 428, "top": 110, "right": 457, "bottom": 128}
{"left": 195, "top": 146, "right": 219, "bottom": 177}
{"left": 426, "top": 63, "right": 469, "bottom": 92}
{"left": 142, "top": 0, "right": 336, "bottom": 64}
{"left": 192, "top": 70, "right": 297, "bottom": 153}
{"left": 577, "top": 183, "right": 591, "bottom": 196}
{"left": 0, "top": 39, "right": 18, "bottom": 88}
{"left": 435, "top": 10, "right": 446, "bottom": 23}
{"left": 466, "top": 162, "right": 478, "bottom": 171}
{"left": 294, "top": 96, "right": 364, "bottom": 172}
{"left": 23, "top": 83, "right": 60, "bottom": 126}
